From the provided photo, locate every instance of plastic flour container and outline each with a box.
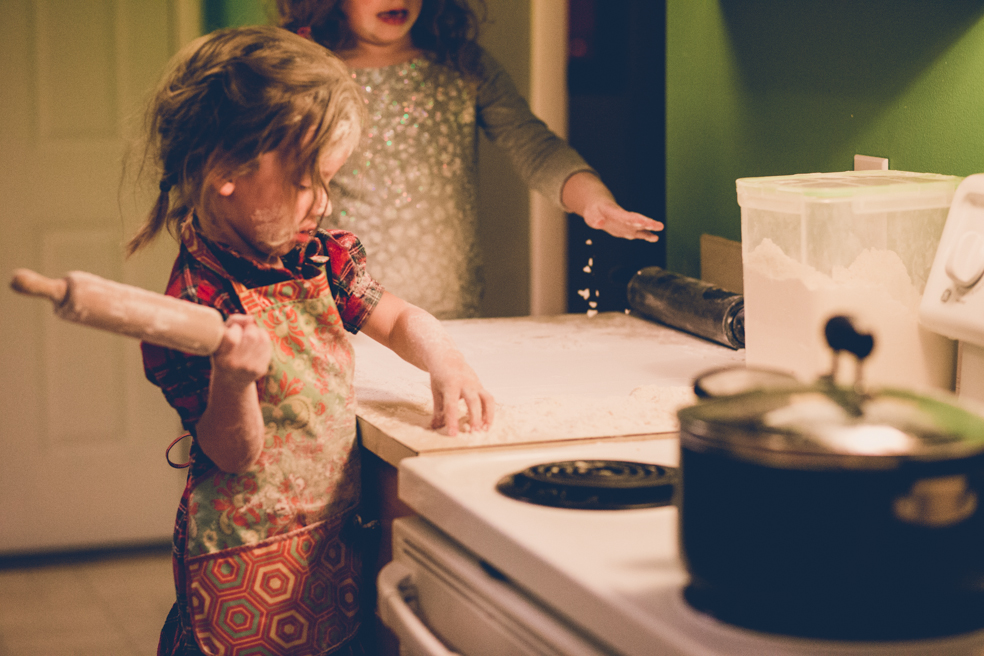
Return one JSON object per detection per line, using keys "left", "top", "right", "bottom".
{"left": 737, "top": 170, "right": 962, "bottom": 391}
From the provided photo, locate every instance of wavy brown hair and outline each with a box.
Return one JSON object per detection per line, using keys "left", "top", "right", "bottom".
{"left": 275, "top": 0, "right": 488, "bottom": 77}
{"left": 126, "top": 25, "right": 365, "bottom": 256}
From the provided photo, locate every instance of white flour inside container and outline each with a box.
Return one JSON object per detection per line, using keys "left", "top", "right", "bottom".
{"left": 743, "top": 238, "right": 954, "bottom": 390}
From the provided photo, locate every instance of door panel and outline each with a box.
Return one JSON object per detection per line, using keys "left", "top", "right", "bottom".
{"left": 0, "top": 0, "right": 200, "bottom": 553}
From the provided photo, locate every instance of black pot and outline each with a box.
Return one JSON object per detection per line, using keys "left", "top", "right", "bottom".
{"left": 676, "top": 319, "right": 984, "bottom": 641}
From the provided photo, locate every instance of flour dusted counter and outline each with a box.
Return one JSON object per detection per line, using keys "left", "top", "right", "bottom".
{"left": 351, "top": 311, "right": 746, "bottom": 466}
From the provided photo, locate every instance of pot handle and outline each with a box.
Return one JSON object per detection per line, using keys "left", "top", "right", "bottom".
{"left": 824, "top": 315, "right": 874, "bottom": 387}
{"left": 893, "top": 474, "right": 979, "bottom": 528}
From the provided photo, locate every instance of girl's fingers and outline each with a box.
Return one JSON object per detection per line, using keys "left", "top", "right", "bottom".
{"left": 442, "top": 392, "right": 460, "bottom": 436}
{"left": 223, "top": 322, "right": 244, "bottom": 349}
{"left": 225, "top": 313, "right": 254, "bottom": 328}
{"left": 462, "top": 389, "right": 495, "bottom": 432}
{"left": 214, "top": 314, "right": 270, "bottom": 381}
{"left": 593, "top": 205, "right": 664, "bottom": 241}
{"left": 631, "top": 212, "right": 664, "bottom": 232}
{"left": 428, "top": 368, "right": 495, "bottom": 435}
{"left": 431, "top": 390, "right": 446, "bottom": 430}
{"left": 480, "top": 391, "right": 496, "bottom": 430}
{"left": 462, "top": 390, "right": 483, "bottom": 432}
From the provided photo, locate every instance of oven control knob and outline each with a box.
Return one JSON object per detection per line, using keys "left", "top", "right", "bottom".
{"left": 945, "top": 230, "right": 984, "bottom": 289}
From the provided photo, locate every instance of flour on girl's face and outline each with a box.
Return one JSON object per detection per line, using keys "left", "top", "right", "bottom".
{"left": 204, "top": 151, "right": 321, "bottom": 264}
{"left": 204, "top": 136, "right": 357, "bottom": 265}
{"left": 328, "top": 116, "right": 359, "bottom": 154}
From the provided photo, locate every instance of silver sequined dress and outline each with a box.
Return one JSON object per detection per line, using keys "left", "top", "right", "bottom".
{"left": 328, "top": 48, "right": 592, "bottom": 319}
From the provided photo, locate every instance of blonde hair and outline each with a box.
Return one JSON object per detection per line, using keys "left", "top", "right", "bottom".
{"left": 127, "top": 25, "right": 364, "bottom": 256}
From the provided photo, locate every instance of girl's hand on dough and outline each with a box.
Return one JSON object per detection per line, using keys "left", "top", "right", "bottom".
{"left": 210, "top": 314, "right": 271, "bottom": 388}
{"left": 429, "top": 356, "right": 495, "bottom": 436}
{"left": 359, "top": 292, "right": 495, "bottom": 435}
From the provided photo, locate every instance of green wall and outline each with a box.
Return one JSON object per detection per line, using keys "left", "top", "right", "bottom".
{"left": 203, "top": 0, "right": 271, "bottom": 32}
{"left": 666, "top": 1, "right": 984, "bottom": 278}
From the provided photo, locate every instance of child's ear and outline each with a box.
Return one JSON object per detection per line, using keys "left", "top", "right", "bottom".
{"left": 215, "top": 180, "right": 236, "bottom": 197}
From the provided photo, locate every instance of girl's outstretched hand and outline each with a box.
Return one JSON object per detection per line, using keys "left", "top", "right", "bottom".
{"left": 582, "top": 199, "right": 663, "bottom": 242}
{"left": 562, "top": 171, "right": 664, "bottom": 242}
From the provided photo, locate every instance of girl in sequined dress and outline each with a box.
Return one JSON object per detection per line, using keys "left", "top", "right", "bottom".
{"left": 278, "top": 0, "right": 663, "bottom": 319}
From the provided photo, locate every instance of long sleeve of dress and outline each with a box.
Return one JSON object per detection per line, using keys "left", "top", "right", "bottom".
{"left": 475, "top": 48, "right": 595, "bottom": 210}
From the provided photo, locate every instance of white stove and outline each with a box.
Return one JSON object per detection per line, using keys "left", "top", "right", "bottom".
{"left": 922, "top": 173, "right": 984, "bottom": 404}
{"left": 378, "top": 436, "right": 984, "bottom": 656}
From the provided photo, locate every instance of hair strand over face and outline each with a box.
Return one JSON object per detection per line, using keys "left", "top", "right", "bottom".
{"left": 126, "top": 25, "right": 365, "bottom": 256}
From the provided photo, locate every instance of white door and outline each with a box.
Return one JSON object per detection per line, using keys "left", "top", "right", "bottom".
{"left": 477, "top": 0, "right": 569, "bottom": 317}
{"left": 0, "top": 0, "right": 201, "bottom": 553}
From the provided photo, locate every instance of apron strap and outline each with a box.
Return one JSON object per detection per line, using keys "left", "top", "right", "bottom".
{"left": 165, "top": 432, "right": 193, "bottom": 469}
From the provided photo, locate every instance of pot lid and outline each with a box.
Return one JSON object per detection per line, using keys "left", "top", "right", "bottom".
{"left": 679, "top": 317, "right": 984, "bottom": 469}
{"left": 693, "top": 365, "right": 800, "bottom": 399}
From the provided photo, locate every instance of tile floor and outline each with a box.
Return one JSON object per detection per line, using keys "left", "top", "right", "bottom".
{"left": 0, "top": 547, "right": 174, "bottom": 656}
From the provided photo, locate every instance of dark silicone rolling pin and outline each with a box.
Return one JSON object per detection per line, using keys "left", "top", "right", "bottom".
{"left": 627, "top": 266, "right": 744, "bottom": 349}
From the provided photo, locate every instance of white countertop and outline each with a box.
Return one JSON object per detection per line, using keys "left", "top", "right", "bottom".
{"left": 352, "top": 312, "right": 745, "bottom": 465}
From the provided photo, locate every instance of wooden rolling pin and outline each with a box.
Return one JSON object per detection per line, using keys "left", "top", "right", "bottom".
{"left": 10, "top": 269, "right": 225, "bottom": 356}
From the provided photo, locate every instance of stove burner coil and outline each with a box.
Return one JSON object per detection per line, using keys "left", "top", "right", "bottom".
{"left": 495, "top": 460, "right": 677, "bottom": 510}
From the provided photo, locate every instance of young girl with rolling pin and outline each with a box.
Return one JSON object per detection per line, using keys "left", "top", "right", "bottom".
{"left": 125, "top": 25, "right": 493, "bottom": 656}
{"left": 276, "top": 0, "right": 664, "bottom": 318}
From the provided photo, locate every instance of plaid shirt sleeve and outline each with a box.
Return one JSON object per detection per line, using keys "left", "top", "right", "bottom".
{"left": 141, "top": 228, "right": 382, "bottom": 432}
{"left": 141, "top": 246, "right": 242, "bottom": 432}
{"left": 322, "top": 229, "right": 384, "bottom": 332}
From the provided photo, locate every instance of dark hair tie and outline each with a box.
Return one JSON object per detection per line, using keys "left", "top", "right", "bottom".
{"left": 296, "top": 26, "right": 312, "bottom": 39}
{"left": 159, "top": 179, "right": 172, "bottom": 193}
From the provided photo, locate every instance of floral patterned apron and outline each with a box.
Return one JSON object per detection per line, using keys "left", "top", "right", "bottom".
{"left": 172, "top": 265, "right": 362, "bottom": 656}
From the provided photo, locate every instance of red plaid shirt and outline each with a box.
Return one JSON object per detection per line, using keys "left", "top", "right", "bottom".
{"left": 142, "top": 220, "right": 383, "bottom": 433}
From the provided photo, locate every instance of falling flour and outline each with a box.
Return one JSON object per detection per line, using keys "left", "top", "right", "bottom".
{"left": 743, "top": 238, "right": 954, "bottom": 390}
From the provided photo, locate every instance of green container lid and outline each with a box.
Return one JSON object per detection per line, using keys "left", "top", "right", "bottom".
{"left": 737, "top": 170, "right": 963, "bottom": 213}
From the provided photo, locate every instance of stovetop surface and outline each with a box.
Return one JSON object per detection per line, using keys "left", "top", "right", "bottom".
{"left": 398, "top": 436, "right": 984, "bottom": 656}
